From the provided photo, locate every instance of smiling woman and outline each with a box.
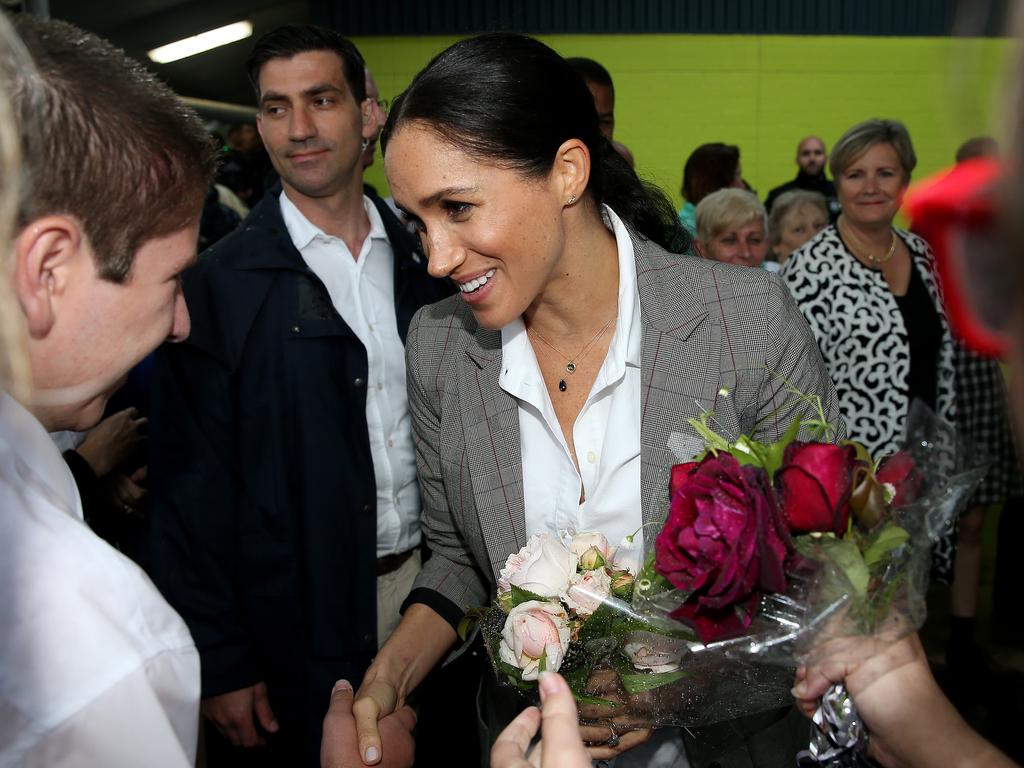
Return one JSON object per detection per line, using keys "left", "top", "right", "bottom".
{"left": 335, "top": 32, "right": 844, "bottom": 768}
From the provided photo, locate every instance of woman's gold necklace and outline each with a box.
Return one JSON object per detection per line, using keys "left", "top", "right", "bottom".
{"left": 838, "top": 218, "right": 897, "bottom": 269}
{"left": 528, "top": 315, "right": 616, "bottom": 393}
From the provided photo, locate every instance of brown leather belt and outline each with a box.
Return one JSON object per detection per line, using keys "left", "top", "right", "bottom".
{"left": 376, "top": 548, "right": 415, "bottom": 576}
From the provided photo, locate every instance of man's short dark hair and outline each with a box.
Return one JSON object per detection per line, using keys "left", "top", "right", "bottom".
{"left": 246, "top": 24, "right": 366, "bottom": 104}
{"left": 566, "top": 56, "right": 614, "bottom": 90}
{"left": 11, "top": 15, "right": 216, "bottom": 283}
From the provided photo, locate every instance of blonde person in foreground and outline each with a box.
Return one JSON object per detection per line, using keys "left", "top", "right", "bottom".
{"left": 0, "top": 14, "right": 217, "bottom": 766}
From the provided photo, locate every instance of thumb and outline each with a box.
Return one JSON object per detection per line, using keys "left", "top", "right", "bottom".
{"left": 253, "top": 682, "right": 280, "bottom": 733}
{"left": 327, "top": 679, "right": 356, "bottom": 719}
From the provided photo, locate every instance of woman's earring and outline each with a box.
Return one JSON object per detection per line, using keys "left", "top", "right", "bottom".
{"left": 566, "top": 195, "right": 577, "bottom": 205}
{"left": 361, "top": 138, "right": 370, "bottom": 151}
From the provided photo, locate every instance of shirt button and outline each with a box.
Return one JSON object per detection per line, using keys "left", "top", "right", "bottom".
{"left": 353, "top": 377, "right": 365, "bottom": 388}
{"left": 291, "top": 325, "right": 300, "bottom": 333}
{"left": 393, "top": 495, "right": 400, "bottom": 505}
{"left": 586, "top": 451, "right": 597, "bottom": 464}
{"left": 387, "top": 439, "right": 394, "bottom": 448}
{"left": 377, "top": 383, "right": 384, "bottom": 390}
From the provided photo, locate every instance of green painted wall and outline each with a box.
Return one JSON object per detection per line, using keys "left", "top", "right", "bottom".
{"left": 356, "top": 34, "right": 1015, "bottom": 207}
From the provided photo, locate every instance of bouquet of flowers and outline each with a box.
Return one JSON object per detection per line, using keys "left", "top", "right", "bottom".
{"left": 470, "top": 396, "right": 985, "bottom": 735}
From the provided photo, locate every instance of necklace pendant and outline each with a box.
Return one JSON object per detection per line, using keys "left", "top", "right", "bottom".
{"left": 558, "top": 379, "right": 567, "bottom": 392}
{"left": 565, "top": 361, "right": 576, "bottom": 374}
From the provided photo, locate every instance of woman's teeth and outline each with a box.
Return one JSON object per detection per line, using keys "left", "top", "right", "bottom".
{"left": 459, "top": 268, "right": 496, "bottom": 293}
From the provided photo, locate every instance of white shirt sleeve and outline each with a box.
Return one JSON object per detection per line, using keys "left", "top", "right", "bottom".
{"left": 15, "top": 648, "right": 200, "bottom": 768}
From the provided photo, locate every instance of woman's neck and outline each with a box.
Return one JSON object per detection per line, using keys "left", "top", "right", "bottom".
{"left": 523, "top": 207, "right": 620, "bottom": 344}
{"left": 839, "top": 214, "right": 893, "bottom": 251}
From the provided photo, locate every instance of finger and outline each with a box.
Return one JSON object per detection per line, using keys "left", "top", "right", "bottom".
{"left": 253, "top": 682, "right": 280, "bottom": 734}
{"left": 352, "top": 693, "right": 384, "bottom": 765}
{"left": 233, "top": 714, "right": 264, "bottom": 748}
{"left": 792, "top": 658, "right": 853, "bottom": 701}
{"left": 491, "top": 706, "right": 540, "bottom": 767}
{"left": 537, "top": 673, "right": 586, "bottom": 761}
{"left": 586, "top": 727, "right": 651, "bottom": 760}
{"left": 388, "top": 704, "right": 417, "bottom": 733}
{"left": 121, "top": 480, "right": 147, "bottom": 505}
{"left": 132, "top": 465, "right": 148, "bottom": 483}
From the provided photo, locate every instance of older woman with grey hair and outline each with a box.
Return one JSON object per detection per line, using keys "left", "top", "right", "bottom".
{"left": 767, "top": 189, "right": 829, "bottom": 266}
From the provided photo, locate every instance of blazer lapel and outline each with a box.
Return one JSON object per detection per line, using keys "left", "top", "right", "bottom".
{"left": 462, "top": 327, "right": 528, "bottom": 580}
{"left": 634, "top": 236, "right": 722, "bottom": 533}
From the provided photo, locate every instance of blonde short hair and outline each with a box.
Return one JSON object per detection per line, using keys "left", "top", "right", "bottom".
{"left": 0, "top": 13, "right": 30, "bottom": 399}
{"left": 695, "top": 188, "right": 766, "bottom": 242}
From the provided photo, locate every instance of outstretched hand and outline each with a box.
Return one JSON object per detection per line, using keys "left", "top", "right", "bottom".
{"left": 490, "top": 672, "right": 591, "bottom": 768}
{"left": 321, "top": 680, "right": 415, "bottom": 768}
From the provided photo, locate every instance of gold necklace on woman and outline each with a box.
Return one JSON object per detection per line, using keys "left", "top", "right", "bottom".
{"left": 838, "top": 217, "right": 897, "bottom": 269}
{"left": 528, "top": 314, "right": 616, "bottom": 392}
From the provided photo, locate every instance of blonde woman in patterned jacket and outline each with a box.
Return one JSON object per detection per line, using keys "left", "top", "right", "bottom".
{"left": 780, "top": 119, "right": 958, "bottom": 577}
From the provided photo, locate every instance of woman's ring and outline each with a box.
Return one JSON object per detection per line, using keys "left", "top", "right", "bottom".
{"left": 606, "top": 725, "right": 620, "bottom": 748}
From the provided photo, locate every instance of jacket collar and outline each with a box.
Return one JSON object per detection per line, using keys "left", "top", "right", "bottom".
{"left": 464, "top": 227, "right": 707, "bottom": 369}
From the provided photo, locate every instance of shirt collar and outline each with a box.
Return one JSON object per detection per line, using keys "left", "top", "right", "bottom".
{"left": 279, "top": 190, "right": 388, "bottom": 252}
{"left": 499, "top": 205, "right": 640, "bottom": 398}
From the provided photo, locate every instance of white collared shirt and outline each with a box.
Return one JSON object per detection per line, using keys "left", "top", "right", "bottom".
{"left": 499, "top": 207, "right": 644, "bottom": 571}
{"left": 280, "top": 191, "right": 420, "bottom": 557}
{"left": 0, "top": 394, "right": 199, "bottom": 767}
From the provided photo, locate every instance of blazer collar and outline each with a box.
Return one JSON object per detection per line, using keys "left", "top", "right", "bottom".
{"left": 465, "top": 227, "right": 706, "bottom": 370}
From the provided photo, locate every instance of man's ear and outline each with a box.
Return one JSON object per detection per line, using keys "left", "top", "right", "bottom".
{"left": 361, "top": 98, "right": 375, "bottom": 140}
{"left": 12, "top": 216, "right": 84, "bottom": 339}
{"left": 553, "top": 138, "right": 591, "bottom": 205}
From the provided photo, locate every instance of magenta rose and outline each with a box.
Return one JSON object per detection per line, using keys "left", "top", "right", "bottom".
{"left": 655, "top": 454, "right": 791, "bottom": 644}
{"left": 875, "top": 451, "right": 923, "bottom": 508}
{"left": 775, "top": 442, "right": 858, "bottom": 535}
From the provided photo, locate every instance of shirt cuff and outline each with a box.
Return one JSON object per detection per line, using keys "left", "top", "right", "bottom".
{"left": 400, "top": 587, "right": 464, "bottom": 632}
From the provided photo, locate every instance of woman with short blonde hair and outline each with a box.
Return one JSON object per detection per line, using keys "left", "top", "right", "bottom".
{"left": 694, "top": 188, "right": 768, "bottom": 268}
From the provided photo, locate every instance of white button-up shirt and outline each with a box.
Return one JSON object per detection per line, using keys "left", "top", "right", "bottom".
{"left": 500, "top": 207, "right": 644, "bottom": 570}
{"left": 0, "top": 394, "right": 200, "bottom": 767}
{"left": 280, "top": 192, "right": 420, "bottom": 557}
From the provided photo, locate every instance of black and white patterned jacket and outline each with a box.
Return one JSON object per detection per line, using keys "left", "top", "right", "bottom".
{"left": 781, "top": 225, "right": 956, "bottom": 457}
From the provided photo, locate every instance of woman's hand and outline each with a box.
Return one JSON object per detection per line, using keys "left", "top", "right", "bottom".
{"left": 575, "top": 667, "right": 652, "bottom": 759}
{"left": 491, "top": 672, "right": 590, "bottom": 768}
{"left": 321, "top": 680, "right": 416, "bottom": 768}
{"left": 793, "top": 632, "right": 1014, "bottom": 768}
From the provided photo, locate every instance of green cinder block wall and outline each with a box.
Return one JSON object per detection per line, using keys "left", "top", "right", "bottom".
{"left": 355, "top": 34, "right": 1015, "bottom": 209}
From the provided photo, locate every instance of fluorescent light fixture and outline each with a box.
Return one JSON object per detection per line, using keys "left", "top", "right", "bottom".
{"left": 148, "top": 21, "right": 253, "bottom": 64}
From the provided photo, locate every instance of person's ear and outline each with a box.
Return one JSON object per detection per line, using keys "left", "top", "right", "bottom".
{"left": 553, "top": 138, "right": 591, "bottom": 206}
{"left": 12, "top": 216, "right": 84, "bottom": 339}
{"left": 361, "top": 98, "right": 375, "bottom": 140}
{"left": 693, "top": 238, "right": 706, "bottom": 258}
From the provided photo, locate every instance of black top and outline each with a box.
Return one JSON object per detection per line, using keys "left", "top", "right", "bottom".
{"left": 894, "top": 261, "right": 942, "bottom": 412}
{"left": 764, "top": 171, "right": 841, "bottom": 222}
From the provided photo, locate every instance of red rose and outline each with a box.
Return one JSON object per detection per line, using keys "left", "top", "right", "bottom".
{"left": 669, "top": 461, "right": 699, "bottom": 498}
{"left": 656, "top": 454, "right": 791, "bottom": 644}
{"left": 775, "top": 442, "right": 857, "bottom": 535}
{"left": 876, "top": 451, "right": 923, "bottom": 508}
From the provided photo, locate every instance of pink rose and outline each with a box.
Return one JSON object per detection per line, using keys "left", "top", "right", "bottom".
{"left": 775, "top": 442, "right": 858, "bottom": 535}
{"left": 656, "top": 454, "right": 791, "bottom": 644}
{"left": 498, "top": 600, "right": 571, "bottom": 681}
{"left": 570, "top": 532, "right": 611, "bottom": 570}
{"left": 498, "top": 534, "right": 578, "bottom": 598}
{"left": 562, "top": 567, "right": 612, "bottom": 617}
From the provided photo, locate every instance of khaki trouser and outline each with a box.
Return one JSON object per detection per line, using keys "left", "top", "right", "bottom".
{"left": 376, "top": 549, "right": 421, "bottom": 648}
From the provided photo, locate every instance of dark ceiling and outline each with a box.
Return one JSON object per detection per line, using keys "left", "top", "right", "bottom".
{"left": 48, "top": 0, "right": 310, "bottom": 109}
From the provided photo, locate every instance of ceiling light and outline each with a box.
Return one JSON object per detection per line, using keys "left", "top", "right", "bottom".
{"left": 148, "top": 21, "right": 253, "bottom": 65}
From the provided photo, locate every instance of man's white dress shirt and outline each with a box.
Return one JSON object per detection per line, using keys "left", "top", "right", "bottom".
{"left": 280, "top": 191, "right": 420, "bottom": 557}
{"left": 0, "top": 394, "right": 199, "bottom": 767}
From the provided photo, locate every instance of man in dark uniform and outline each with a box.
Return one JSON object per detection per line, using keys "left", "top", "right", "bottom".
{"left": 764, "top": 135, "right": 841, "bottom": 221}
{"left": 148, "top": 25, "right": 451, "bottom": 766}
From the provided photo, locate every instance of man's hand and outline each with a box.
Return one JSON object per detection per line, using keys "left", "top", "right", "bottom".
{"left": 576, "top": 668, "right": 652, "bottom": 760}
{"left": 321, "top": 680, "right": 415, "bottom": 768}
{"left": 107, "top": 465, "right": 148, "bottom": 511}
{"left": 201, "top": 682, "right": 280, "bottom": 747}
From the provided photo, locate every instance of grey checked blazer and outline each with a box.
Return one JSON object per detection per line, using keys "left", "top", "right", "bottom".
{"left": 404, "top": 230, "right": 843, "bottom": 622}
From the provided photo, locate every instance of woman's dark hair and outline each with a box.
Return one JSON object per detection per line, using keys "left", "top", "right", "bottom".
{"left": 681, "top": 143, "right": 741, "bottom": 204}
{"left": 381, "top": 33, "right": 688, "bottom": 254}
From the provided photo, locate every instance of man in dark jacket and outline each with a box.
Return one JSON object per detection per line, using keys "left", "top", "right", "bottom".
{"left": 764, "top": 135, "right": 841, "bottom": 221}
{"left": 148, "top": 25, "right": 451, "bottom": 766}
